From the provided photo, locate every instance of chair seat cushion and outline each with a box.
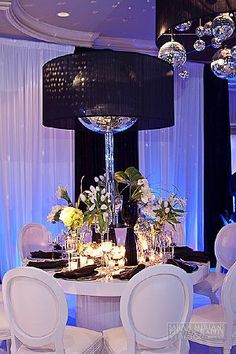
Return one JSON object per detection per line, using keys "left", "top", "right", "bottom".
{"left": 193, "top": 272, "right": 225, "bottom": 295}
{"left": 17, "top": 325, "right": 102, "bottom": 354}
{"left": 187, "top": 304, "right": 229, "bottom": 343}
{"left": 103, "top": 326, "right": 189, "bottom": 354}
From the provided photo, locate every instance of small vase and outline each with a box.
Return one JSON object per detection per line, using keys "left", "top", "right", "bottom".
{"left": 122, "top": 201, "right": 138, "bottom": 266}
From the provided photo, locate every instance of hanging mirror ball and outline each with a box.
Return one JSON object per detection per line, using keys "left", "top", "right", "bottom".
{"left": 193, "top": 39, "right": 206, "bottom": 51}
{"left": 211, "top": 48, "right": 236, "bottom": 79}
{"left": 158, "top": 41, "right": 187, "bottom": 68}
{"left": 232, "top": 45, "right": 236, "bottom": 60}
{"left": 179, "top": 70, "right": 189, "bottom": 79}
{"left": 175, "top": 21, "right": 192, "bottom": 32}
{"left": 212, "top": 14, "right": 235, "bottom": 40}
{"left": 204, "top": 21, "right": 213, "bottom": 36}
{"left": 211, "top": 37, "right": 222, "bottom": 48}
{"left": 195, "top": 25, "right": 205, "bottom": 37}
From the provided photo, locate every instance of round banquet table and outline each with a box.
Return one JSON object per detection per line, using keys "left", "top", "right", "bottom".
{"left": 56, "top": 262, "right": 210, "bottom": 332}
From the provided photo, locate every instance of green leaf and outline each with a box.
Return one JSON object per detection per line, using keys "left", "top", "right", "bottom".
{"left": 125, "top": 167, "right": 143, "bottom": 182}
{"left": 114, "top": 171, "right": 129, "bottom": 184}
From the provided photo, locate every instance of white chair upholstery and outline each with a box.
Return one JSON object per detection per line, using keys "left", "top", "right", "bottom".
{"left": 194, "top": 223, "right": 236, "bottom": 303}
{"left": 18, "top": 223, "right": 52, "bottom": 261}
{"left": 2, "top": 267, "right": 102, "bottom": 354}
{"left": 103, "top": 264, "right": 193, "bottom": 354}
{"left": 0, "top": 302, "right": 10, "bottom": 353}
{"left": 187, "top": 261, "right": 236, "bottom": 354}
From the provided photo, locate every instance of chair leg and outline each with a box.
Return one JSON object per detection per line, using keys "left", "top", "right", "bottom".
{"left": 223, "top": 346, "right": 232, "bottom": 354}
{"left": 6, "top": 339, "right": 10, "bottom": 354}
{"left": 209, "top": 292, "right": 219, "bottom": 304}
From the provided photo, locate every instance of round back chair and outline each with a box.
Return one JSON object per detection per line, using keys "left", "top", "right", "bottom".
{"left": 120, "top": 264, "right": 193, "bottom": 354}
{"left": 18, "top": 223, "right": 51, "bottom": 261}
{"left": 215, "top": 223, "right": 236, "bottom": 272}
{"left": 2, "top": 267, "right": 67, "bottom": 354}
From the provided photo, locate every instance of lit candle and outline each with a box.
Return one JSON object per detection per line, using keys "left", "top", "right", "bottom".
{"left": 70, "top": 260, "right": 78, "bottom": 270}
{"left": 138, "top": 255, "right": 146, "bottom": 264}
{"left": 87, "top": 258, "right": 94, "bottom": 265}
{"left": 118, "top": 259, "right": 125, "bottom": 267}
{"left": 80, "top": 255, "right": 87, "bottom": 267}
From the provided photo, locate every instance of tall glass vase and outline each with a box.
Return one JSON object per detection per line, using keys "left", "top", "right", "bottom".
{"left": 122, "top": 200, "right": 138, "bottom": 266}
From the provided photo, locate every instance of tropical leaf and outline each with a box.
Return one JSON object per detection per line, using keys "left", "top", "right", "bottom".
{"left": 125, "top": 166, "right": 143, "bottom": 182}
{"left": 114, "top": 171, "right": 129, "bottom": 184}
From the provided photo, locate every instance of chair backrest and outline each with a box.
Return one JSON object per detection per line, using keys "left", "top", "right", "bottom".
{"left": 221, "top": 261, "right": 236, "bottom": 329}
{"left": 2, "top": 267, "right": 67, "bottom": 353}
{"left": 214, "top": 223, "right": 236, "bottom": 272}
{"left": 120, "top": 264, "right": 193, "bottom": 353}
{"left": 19, "top": 223, "right": 52, "bottom": 261}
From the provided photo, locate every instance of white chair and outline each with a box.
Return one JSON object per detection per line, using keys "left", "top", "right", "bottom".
{"left": 187, "top": 261, "right": 236, "bottom": 354}
{"left": 103, "top": 264, "right": 193, "bottom": 354}
{"left": 194, "top": 223, "right": 236, "bottom": 303}
{"left": 2, "top": 267, "right": 102, "bottom": 354}
{"left": 19, "top": 223, "right": 52, "bottom": 261}
{"left": 0, "top": 301, "right": 10, "bottom": 353}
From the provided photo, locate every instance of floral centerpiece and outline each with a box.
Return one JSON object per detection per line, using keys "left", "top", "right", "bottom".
{"left": 47, "top": 186, "right": 83, "bottom": 236}
{"left": 80, "top": 174, "right": 111, "bottom": 237}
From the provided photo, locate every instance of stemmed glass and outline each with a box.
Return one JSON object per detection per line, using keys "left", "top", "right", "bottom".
{"left": 65, "top": 234, "right": 77, "bottom": 270}
{"left": 48, "top": 234, "right": 56, "bottom": 260}
{"left": 100, "top": 241, "right": 113, "bottom": 281}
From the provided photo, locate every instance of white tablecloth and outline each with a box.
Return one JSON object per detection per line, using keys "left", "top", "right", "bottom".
{"left": 56, "top": 262, "right": 210, "bottom": 332}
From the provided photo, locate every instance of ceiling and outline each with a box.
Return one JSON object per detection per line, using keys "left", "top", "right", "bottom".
{"left": 0, "top": 0, "right": 156, "bottom": 53}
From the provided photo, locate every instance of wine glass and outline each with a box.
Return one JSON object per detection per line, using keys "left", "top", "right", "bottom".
{"left": 48, "top": 234, "right": 56, "bottom": 260}
{"left": 65, "top": 234, "right": 77, "bottom": 270}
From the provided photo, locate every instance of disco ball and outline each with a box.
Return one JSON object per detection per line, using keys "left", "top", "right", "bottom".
{"left": 212, "top": 14, "right": 235, "bottom": 40}
{"left": 78, "top": 116, "right": 138, "bottom": 133}
{"left": 195, "top": 25, "right": 205, "bottom": 37}
{"left": 158, "top": 41, "right": 187, "bottom": 68}
{"left": 211, "top": 48, "right": 236, "bottom": 79}
{"left": 232, "top": 45, "right": 236, "bottom": 60}
{"left": 193, "top": 39, "right": 206, "bottom": 51}
{"left": 175, "top": 21, "right": 192, "bottom": 32}
{"left": 204, "top": 21, "right": 213, "bottom": 36}
{"left": 211, "top": 37, "right": 222, "bottom": 48}
{"left": 179, "top": 70, "right": 189, "bottom": 79}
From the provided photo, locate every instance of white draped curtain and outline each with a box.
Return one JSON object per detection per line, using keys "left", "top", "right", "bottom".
{"left": 139, "top": 62, "right": 204, "bottom": 250}
{"left": 0, "top": 38, "right": 74, "bottom": 277}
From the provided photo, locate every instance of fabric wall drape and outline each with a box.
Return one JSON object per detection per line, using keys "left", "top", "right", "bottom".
{"left": 0, "top": 38, "right": 74, "bottom": 277}
{"left": 139, "top": 62, "right": 204, "bottom": 250}
{"left": 204, "top": 65, "right": 232, "bottom": 262}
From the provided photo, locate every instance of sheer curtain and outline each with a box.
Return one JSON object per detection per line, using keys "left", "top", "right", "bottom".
{"left": 139, "top": 62, "right": 204, "bottom": 250}
{"left": 0, "top": 38, "right": 74, "bottom": 277}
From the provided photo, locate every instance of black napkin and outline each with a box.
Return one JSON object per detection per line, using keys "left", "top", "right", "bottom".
{"left": 166, "top": 258, "right": 198, "bottom": 273}
{"left": 113, "top": 264, "right": 146, "bottom": 280}
{"left": 54, "top": 265, "right": 98, "bottom": 280}
{"left": 27, "top": 259, "right": 68, "bottom": 269}
{"left": 30, "top": 250, "right": 62, "bottom": 260}
{"left": 174, "top": 246, "right": 210, "bottom": 263}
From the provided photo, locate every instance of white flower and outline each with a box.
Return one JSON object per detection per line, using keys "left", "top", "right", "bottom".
{"left": 158, "top": 198, "right": 162, "bottom": 205}
{"left": 94, "top": 177, "right": 99, "bottom": 182}
{"left": 156, "top": 216, "right": 161, "bottom": 222}
{"left": 95, "top": 186, "right": 100, "bottom": 192}
{"left": 101, "top": 188, "right": 106, "bottom": 194}
{"left": 164, "top": 201, "right": 168, "bottom": 207}
{"left": 141, "top": 195, "right": 148, "bottom": 204}
{"left": 165, "top": 208, "right": 170, "bottom": 214}
{"left": 103, "top": 212, "right": 109, "bottom": 221}
{"left": 80, "top": 193, "right": 86, "bottom": 202}
{"left": 47, "top": 205, "right": 65, "bottom": 223}
{"left": 56, "top": 186, "right": 68, "bottom": 199}
{"left": 89, "top": 204, "right": 95, "bottom": 211}
{"left": 99, "top": 175, "right": 105, "bottom": 181}
{"left": 90, "top": 185, "right": 96, "bottom": 193}
{"left": 101, "top": 195, "right": 106, "bottom": 202}
{"left": 137, "top": 179, "right": 144, "bottom": 186}
{"left": 101, "top": 204, "right": 108, "bottom": 210}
